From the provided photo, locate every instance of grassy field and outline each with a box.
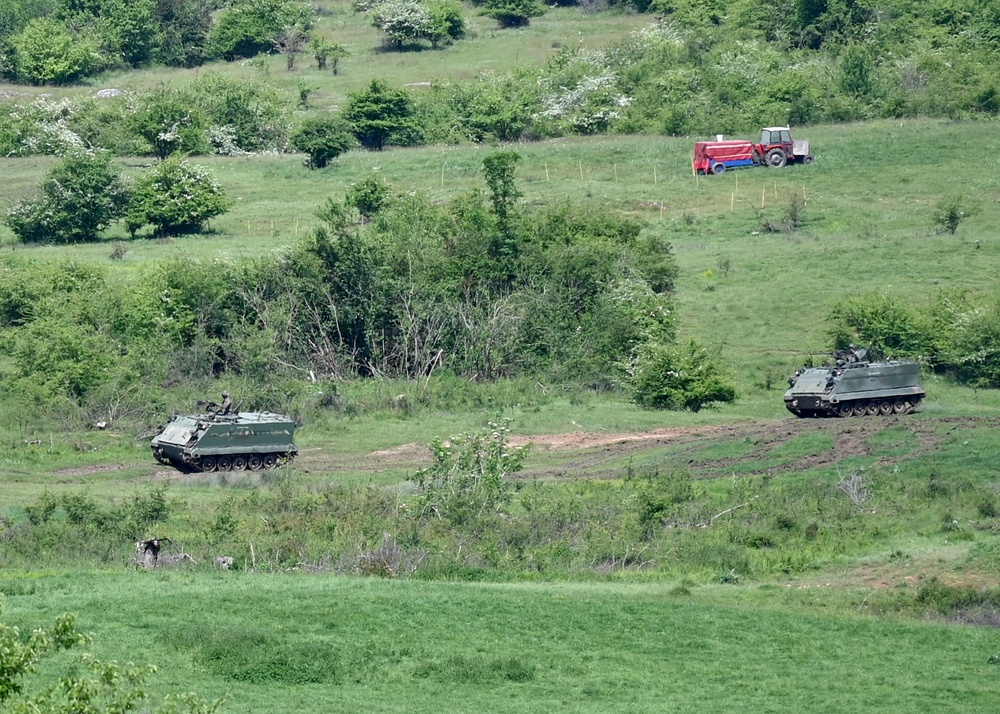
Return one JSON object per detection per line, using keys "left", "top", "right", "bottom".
{"left": 4, "top": 572, "right": 1000, "bottom": 713}
{"left": 3, "top": 5, "right": 1000, "bottom": 708}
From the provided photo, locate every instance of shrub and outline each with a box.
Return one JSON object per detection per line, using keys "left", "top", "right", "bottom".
{"left": 290, "top": 115, "right": 355, "bottom": 168}
{"left": 627, "top": 340, "right": 737, "bottom": 411}
{"left": 371, "top": 0, "right": 433, "bottom": 49}
{"left": 10, "top": 17, "right": 100, "bottom": 85}
{"left": 191, "top": 73, "right": 290, "bottom": 153}
{"left": 208, "top": 0, "right": 314, "bottom": 61}
{"left": 125, "top": 157, "right": 233, "bottom": 237}
{"left": 346, "top": 173, "right": 392, "bottom": 218}
{"left": 344, "top": 79, "right": 422, "bottom": 150}
{"left": 932, "top": 194, "right": 979, "bottom": 235}
{"left": 128, "top": 88, "right": 210, "bottom": 159}
{"left": 5, "top": 151, "right": 131, "bottom": 244}
{"left": 481, "top": 0, "right": 545, "bottom": 28}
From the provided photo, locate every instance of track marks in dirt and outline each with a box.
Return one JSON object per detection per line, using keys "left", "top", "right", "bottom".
{"left": 280, "top": 415, "right": 1000, "bottom": 483}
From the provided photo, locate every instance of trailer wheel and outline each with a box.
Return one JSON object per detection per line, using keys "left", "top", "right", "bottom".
{"left": 711, "top": 162, "right": 726, "bottom": 175}
{"left": 765, "top": 149, "right": 787, "bottom": 168}
{"left": 803, "top": 155, "right": 814, "bottom": 165}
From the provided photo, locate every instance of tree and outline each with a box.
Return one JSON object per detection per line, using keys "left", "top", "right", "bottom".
{"left": 343, "top": 79, "right": 421, "bottom": 150}
{"left": 128, "top": 88, "right": 210, "bottom": 159}
{"left": 152, "top": 0, "right": 212, "bottom": 67}
{"left": 481, "top": 150, "right": 521, "bottom": 239}
{"left": 10, "top": 17, "right": 99, "bottom": 84}
{"left": 125, "top": 157, "right": 233, "bottom": 237}
{"left": 290, "top": 115, "right": 355, "bottom": 168}
{"left": 480, "top": 0, "right": 544, "bottom": 29}
{"left": 426, "top": 0, "right": 465, "bottom": 47}
{"left": 311, "top": 36, "right": 347, "bottom": 73}
{"left": 271, "top": 22, "right": 309, "bottom": 70}
{"left": 96, "top": 0, "right": 157, "bottom": 67}
{"left": 5, "top": 151, "right": 131, "bottom": 244}
{"left": 208, "top": 0, "right": 313, "bottom": 61}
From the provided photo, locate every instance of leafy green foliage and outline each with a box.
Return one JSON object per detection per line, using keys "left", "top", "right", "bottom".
{"left": 5, "top": 151, "right": 130, "bottom": 244}
{"left": 0, "top": 607, "right": 223, "bottom": 713}
{"left": 128, "top": 87, "right": 210, "bottom": 159}
{"left": 627, "top": 340, "right": 737, "bottom": 411}
{"left": 125, "top": 157, "right": 233, "bottom": 237}
{"left": 415, "top": 419, "right": 529, "bottom": 524}
{"left": 932, "top": 194, "right": 979, "bottom": 235}
{"left": 190, "top": 73, "right": 289, "bottom": 153}
{"left": 151, "top": 0, "right": 212, "bottom": 67}
{"left": 94, "top": 0, "right": 157, "bottom": 68}
{"left": 9, "top": 16, "right": 99, "bottom": 84}
{"left": 344, "top": 79, "right": 422, "bottom": 151}
{"left": 0, "top": 609, "right": 87, "bottom": 704}
{"left": 480, "top": 0, "right": 545, "bottom": 28}
{"left": 370, "top": 0, "right": 465, "bottom": 49}
{"left": 290, "top": 115, "right": 355, "bottom": 169}
{"left": 830, "top": 290, "right": 1000, "bottom": 388}
{"left": 207, "top": 0, "right": 314, "bottom": 61}
{"left": 345, "top": 173, "right": 391, "bottom": 218}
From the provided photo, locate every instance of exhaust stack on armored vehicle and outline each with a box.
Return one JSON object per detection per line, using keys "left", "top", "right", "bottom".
{"left": 784, "top": 347, "right": 925, "bottom": 418}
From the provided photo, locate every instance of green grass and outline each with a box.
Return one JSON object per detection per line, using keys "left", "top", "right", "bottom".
{"left": 5, "top": 16, "right": 1000, "bottom": 709}
{"left": 4, "top": 572, "right": 1000, "bottom": 713}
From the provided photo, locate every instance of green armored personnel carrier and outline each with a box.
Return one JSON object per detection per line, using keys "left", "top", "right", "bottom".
{"left": 784, "top": 347, "right": 925, "bottom": 418}
{"left": 151, "top": 409, "right": 297, "bottom": 472}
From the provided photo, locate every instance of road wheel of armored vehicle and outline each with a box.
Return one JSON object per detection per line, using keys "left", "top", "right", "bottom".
{"left": 878, "top": 400, "right": 894, "bottom": 415}
{"left": 200, "top": 456, "right": 217, "bottom": 472}
{"left": 232, "top": 455, "right": 247, "bottom": 471}
{"left": 217, "top": 456, "right": 232, "bottom": 471}
{"left": 851, "top": 403, "right": 866, "bottom": 417}
{"left": 263, "top": 453, "right": 278, "bottom": 469}
{"left": 865, "top": 402, "right": 879, "bottom": 416}
{"left": 766, "top": 149, "right": 787, "bottom": 168}
{"left": 892, "top": 400, "right": 908, "bottom": 414}
{"left": 248, "top": 454, "right": 263, "bottom": 470}
{"left": 836, "top": 404, "right": 853, "bottom": 418}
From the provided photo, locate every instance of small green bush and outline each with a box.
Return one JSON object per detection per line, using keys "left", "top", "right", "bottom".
{"left": 290, "top": 116, "right": 355, "bottom": 169}
{"left": 627, "top": 340, "right": 737, "bottom": 412}
{"left": 125, "top": 157, "right": 233, "bottom": 237}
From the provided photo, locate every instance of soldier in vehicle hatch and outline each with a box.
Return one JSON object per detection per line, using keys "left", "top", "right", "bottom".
{"left": 219, "top": 391, "right": 233, "bottom": 415}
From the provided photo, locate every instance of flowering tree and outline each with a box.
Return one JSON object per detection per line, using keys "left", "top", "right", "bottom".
{"left": 125, "top": 157, "right": 233, "bottom": 237}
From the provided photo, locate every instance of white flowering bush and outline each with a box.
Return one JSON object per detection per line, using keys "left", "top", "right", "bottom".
{"left": 125, "top": 157, "right": 233, "bottom": 237}
{"left": 5, "top": 150, "right": 131, "bottom": 244}
{"left": 371, "top": 0, "right": 433, "bottom": 48}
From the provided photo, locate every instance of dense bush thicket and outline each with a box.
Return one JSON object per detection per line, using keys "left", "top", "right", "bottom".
{"left": 0, "top": 153, "right": 736, "bottom": 428}
{"left": 3, "top": 1, "right": 1000, "bottom": 152}
{"left": 829, "top": 291, "right": 1000, "bottom": 388}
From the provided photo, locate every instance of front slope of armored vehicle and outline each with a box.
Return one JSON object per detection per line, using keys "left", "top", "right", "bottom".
{"left": 784, "top": 349, "right": 925, "bottom": 418}
{"left": 151, "top": 410, "right": 297, "bottom": 472}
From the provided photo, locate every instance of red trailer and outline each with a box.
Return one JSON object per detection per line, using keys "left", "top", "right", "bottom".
{"left": 693, "top": 127, "right": 813, "bottom": 175}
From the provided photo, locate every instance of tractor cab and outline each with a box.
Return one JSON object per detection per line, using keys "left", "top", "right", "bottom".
{"left": 759, "top": 127, "right": 792, "bottom": 154}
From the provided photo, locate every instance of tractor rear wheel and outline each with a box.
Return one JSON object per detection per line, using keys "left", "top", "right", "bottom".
{"left": 765, "top": 149, "right": 787, "bottom": 168}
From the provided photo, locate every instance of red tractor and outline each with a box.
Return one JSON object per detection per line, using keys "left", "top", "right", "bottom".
{"left": 692, "top": 126, "right": 813, "bottom": 175}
